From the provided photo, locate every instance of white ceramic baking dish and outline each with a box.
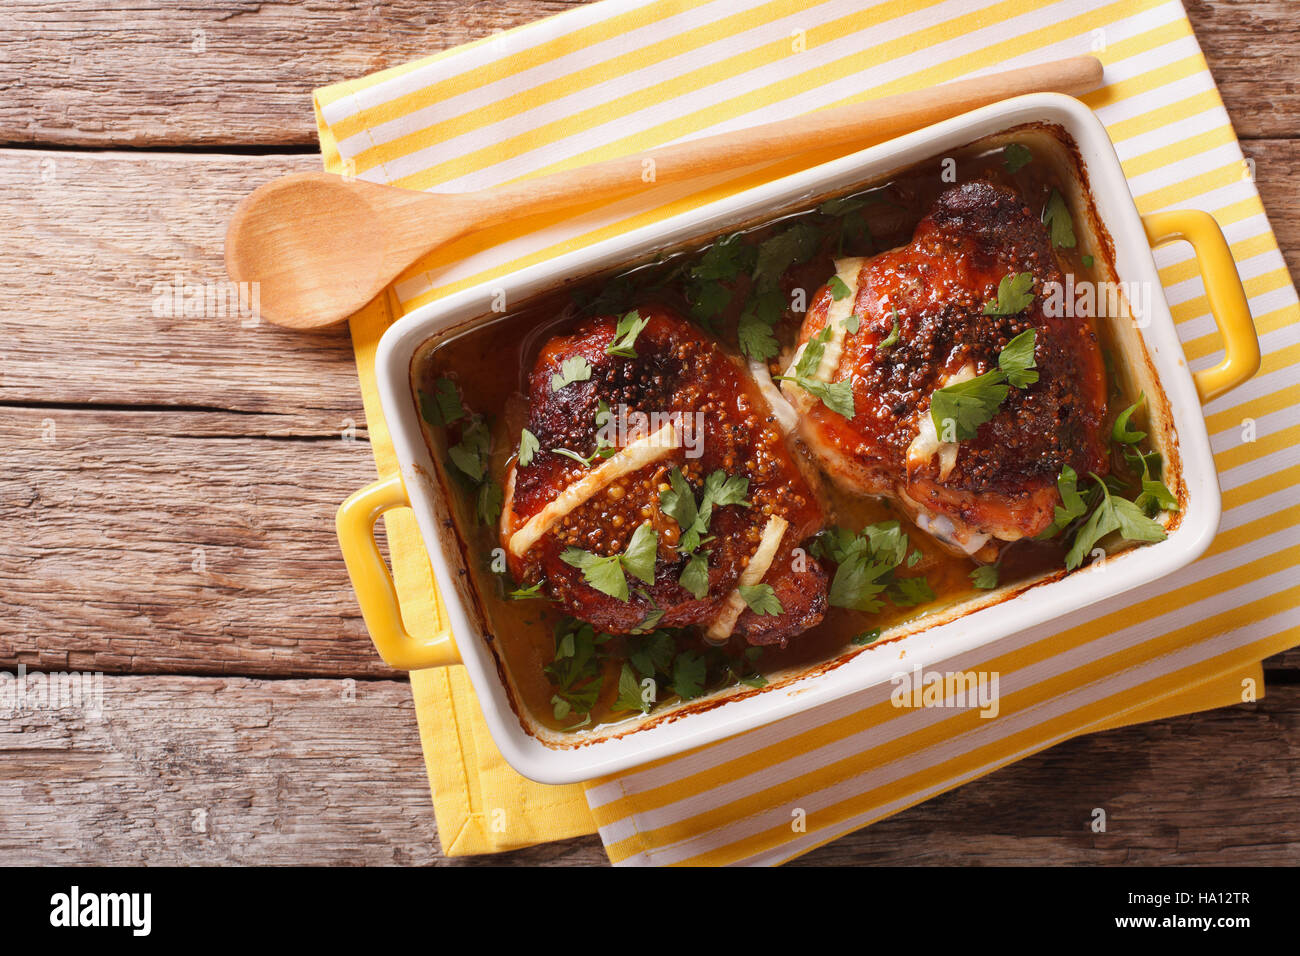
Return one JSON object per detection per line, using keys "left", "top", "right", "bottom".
{"left": 337, "top": 92, "right": 1259, "bottom": 784}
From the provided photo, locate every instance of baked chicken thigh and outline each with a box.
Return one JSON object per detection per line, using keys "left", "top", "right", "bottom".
{"left": 781, "top": 180, "right": 1109, "bottom": 560}
{"left": 501, "top": 306, "right": 828, "bottom": 645}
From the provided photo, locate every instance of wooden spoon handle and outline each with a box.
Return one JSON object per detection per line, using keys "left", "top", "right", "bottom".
{"left": 465, "top": 56, "right": 1103, "bottom": 230}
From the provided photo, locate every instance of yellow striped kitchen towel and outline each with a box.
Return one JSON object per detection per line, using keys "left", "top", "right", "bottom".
{"left": 314, "top": 0, "right": 1299, "bottom": 864}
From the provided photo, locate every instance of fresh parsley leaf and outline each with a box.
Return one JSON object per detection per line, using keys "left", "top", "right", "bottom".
{"left": 606, "top": 310, "right": 649, "bottom": 358}
{"left": 738, "top": 583, "right": 783, "bottom": 616}
{"left": 659, "top": 468, "right": 750, "bottom": 555}
{"left": 552, "top": 441, "right": 615, "bottom": 468}
{"left": 737, "top": 310, "right": 780, "bottom": 361}
{"left": 613, "top": 662, "right": 653, "bottom": 714}
{"left": 998, "top": 329, "right": 1039, "bottom": 388}
{"left": 888, "top": 576, "right": 934, "bottom": 608}
{"left": 753, "top": 222, "right": 821, "bottom": 291}
{"left": 560, "top": 524, "right": 658, "bottom": 600}
{"left": 1036, "top": 464, "right": 1091, "bottom": 540}
{"left": 800, "top": 377, "right": 856, "bottom": 418}
{"left": 1064, "top": 473, "right": 1166, "bottom": 569}
{"left": 517, "top": 428, "right": 539, "bottom": 467}
{"left": 877, "top": 310, "right": 900, "bottom": 352}
{"left": 692, "top": 232, "right": 754, "bottom": 281}
{"left": 671, "top": 650, "right": 707, "bottom": 700}
{"left": 852, "top": 628, "right": 883, "bottom": 646}
{"left": 448, "top": 417, "right": 491, "bottom": 482}
{"left": 418, "top": 377, "right": 465, "bottom": 427}
{"left": 678, "top": 552, "right": 710, "bottom": 599}
{"left": 702, "top": 470, "right": 751, "bottom": 509}
{"left": 476, "top": 480, "right": 503, "bottom": 526}
{"left": 1003, "top": 143, "right": 1033, "bottom": 173}
{"left": 983, "top": 272, "right": 1036, "bottom": 316}
{"left": 929, "top": 369, "right": 1010, "bottom": 442}
{"left": 844, "top": 313, "right": 862, "bottom": 334}
{"left": 1042, "top": 189, "right": 1077, "bottom": 249}
{"left": 828, "top": 275, "right": 852, "bottom": 301}
{"left": 560, "top": 549, "right": 628, "bottom": 601}
{"left": 659, "top": 467, "right": 700, "bottom": 550}
{"left": 689, "top": 280, "right": 733, "bottom": 326}
{"left": 1112, "top": 392, "right": 1147, "bottom": 444}
{"left": 507, "top": 581, "right": 546, "bottom": 600}
{"left": 550, "top": 355, "right": 592, "bottom": 391}
{"left": 970, "top": 565, "right": 999, "bottom": 589}
{"left": 627, "top": 630, "right": 677, "bottom": 679}
{"left": 620, "top": 522, "right": 659, "bottom": 586}
{"left": 1081, "top": 254, "right": 1095, "bottom": 268}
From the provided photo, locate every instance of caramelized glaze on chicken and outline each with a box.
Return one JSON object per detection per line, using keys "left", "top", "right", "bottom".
{"left": 782, "top": 181, "right": 1109, "bottom": 559}
{"left": 502, "top": 306, "right": 827, "bottom": 645}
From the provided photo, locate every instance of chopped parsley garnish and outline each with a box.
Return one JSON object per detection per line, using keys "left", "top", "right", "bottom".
{"left": 1112, "top": 392, "right": 1148, "bottom": 444}
{"left": 1035, "top": 464, "right": 1090, "bottom": 540}
{"left": 613, "top": 662, "right": 653, "bottom": 714}
{"left": 852, "top": 628, "right": 883, "bottom": 646}
{"left": 928, "top": 329, "right": 1037, "bottom": 441}
{"left": 517, "top": 427, "right": 539, "bottom": 467}
{"left": 738, "top": 583, "right": 783, "bottom": 616}
{"left": 877, "top": 310, "right": 901, "bottom": 352}
{"left": 552, "top": 442, "right": 615, "bottom": 468}
{"left": 671, "top": 649, "right": 707, "bottom": 700}
{"left": 658, "top": 467, "right": 750, "bottom": 555}
{"left": 982, "top": 272, "right": 1036, "bottom": 316}
{"left": 1003, "top": 143, "right": 1033, "bottom": 173}
{"left": 889, "top": 575, "right": 935, "bottom": 608}
{"left": 813, "top": 521, "right": 931, "bottom": 614}
{"left": 678, "top": 551, "right": 710, "bottom": 599}
{"left": 1065, "top": 473, "right": 1166, "bottom": 570}
{"left": 736, "top": 288, "right": 785, "bottom": 362}
{"left": 774, "top": 324, "right": 857, "bottom": 419}
{"left": 545, "top": 619, "right": 611, "bottom": 722}
{"left": 506, "top": 581, "right": 547, "bottom": 600}
{"left": 550, "top": 355, "right": 592, "bottom": 391}
{"left": 1042, "top": 189, "right": 1076, "bottom": 249}
{"left": 418, "top": 377, "right": 465, "bottom": 427}
{"left": 1081, "top": 254, "right": 1095, "bottom": 268}
{"left": 448, "top": 416, "right": 491, "bottom": 482}
{"left": 970, "top": 565, "right": 999, "bottom": 589}
{"left": 844, "top": 313, "right": 862, "bottom": 334}
{"left": 606, "top": 310, "right": 649, "bottom": 358}
{"left": 560, "top": 522, "right": 658, "bottom": 602}
{"left": 752, "top": 222, "right": 820, "bottom": 291}
{"left": 828, "top": 274, "right": 852, "bottom": 301}
{"left": 476, "top": 480, "right": 503, "bottom": 526}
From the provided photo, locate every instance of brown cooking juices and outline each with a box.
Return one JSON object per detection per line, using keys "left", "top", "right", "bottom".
{"left": 411, "top": 129, "right": 1170, "bottom": 735}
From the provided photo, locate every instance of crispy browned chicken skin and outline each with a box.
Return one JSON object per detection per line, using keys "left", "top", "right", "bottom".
{"left": 783, "top": 181, "right": 1109, "bottom": 559}
{"left": 502, "top": 306, "right": 827, "bottom": 645}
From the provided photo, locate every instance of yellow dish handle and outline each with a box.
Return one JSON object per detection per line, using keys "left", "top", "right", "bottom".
{"left": 335, "top": 473, "right": 461, "bottom": 670}
{"left": 1142, "top": 209, "right": 1260, "bottom": 403}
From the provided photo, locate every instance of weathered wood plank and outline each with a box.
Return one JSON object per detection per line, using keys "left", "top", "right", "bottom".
{"left": 3, "top": 138, "right": 1296, "bottom": 421}
{"left": 0, "top": 0, "right": 591, "bottom": 147}
{"left": 2, "top": 405, "right": 396, "bottom": 677}
{"left": 0, "top": 0, "right": 1294, "bottom": 147}
{"left": 1, "top": 149, "right": 369, "bottom": 424}
{"left": 1, "top": 674, "right": 1294, "bottom": 865}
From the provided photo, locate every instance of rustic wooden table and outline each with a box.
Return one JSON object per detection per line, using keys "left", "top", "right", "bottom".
{"left": 2, "top": 0, "right": 1297, "bottom": 866}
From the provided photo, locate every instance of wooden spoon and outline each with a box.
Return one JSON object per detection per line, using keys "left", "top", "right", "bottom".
{"left": 226, "top": 55, "right": 1102, "bottom": 329}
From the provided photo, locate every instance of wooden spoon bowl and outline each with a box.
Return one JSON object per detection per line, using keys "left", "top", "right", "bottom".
{"left": 226, "top": 56, "right": 1104, "bottom": 330}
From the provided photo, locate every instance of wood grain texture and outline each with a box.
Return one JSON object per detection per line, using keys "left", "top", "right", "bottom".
{"left": 1, "top": 675, "right": 1294, "bottom": 865}
{"left": 2, "top": 405, "right": 396, "bottom": 678}
{"left": 3, "top": 139, "right": 1296, "bottom": 416}
{"left": 0, "top": 0, "right": 1293, "bottom": 148}
{"left": 1, "top": 149, "right": 366, "bottom": 422}
{"left": 0, "top": 0, "right": 1296, "bottom": 868}
{"left": 0, "top": 0, "right": 591, "bottom": 146}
